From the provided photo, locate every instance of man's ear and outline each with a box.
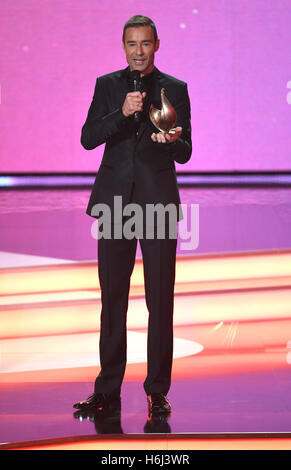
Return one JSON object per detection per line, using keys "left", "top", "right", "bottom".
{"left": 155, "top": 39, "right": 160, "bottom": 52}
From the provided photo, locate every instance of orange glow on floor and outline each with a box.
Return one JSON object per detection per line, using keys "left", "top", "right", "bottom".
{"left": 1, "top": 250, "right": 291, "bottom": 339}
{"left": 1, "top": 249, "right": 291, "bottom": 449}
{"left": 1, "top": 250, "right": 291, "bottom": 296}
{"left": 1, "top": 287, "right": 291, "bottom": 338}
{"left": 4, "top": 436, "right": 291, "bottom": 450}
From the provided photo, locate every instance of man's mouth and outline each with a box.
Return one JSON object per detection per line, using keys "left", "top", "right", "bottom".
{"left": 133, "top": 59, "right": 146, "bottom": 65}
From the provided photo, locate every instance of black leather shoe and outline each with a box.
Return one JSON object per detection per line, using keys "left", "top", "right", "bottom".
{"left": 73, "top": 392, "right": 121, "bottom": 415}
{"left": 147, "top": 393, "right": 171, "bottom": 415}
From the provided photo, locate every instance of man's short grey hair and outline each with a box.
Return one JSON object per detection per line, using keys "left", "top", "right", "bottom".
{"left": 122, "top": 15, "right": 158, "bottom": 43}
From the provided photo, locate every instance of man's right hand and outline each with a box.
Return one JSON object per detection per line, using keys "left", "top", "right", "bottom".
{"left": 122, "top": 91, "right": 146, "bottom": 117}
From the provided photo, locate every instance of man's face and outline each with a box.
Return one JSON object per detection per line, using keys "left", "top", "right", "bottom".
{"left": 123, "top": 25, "right": 160, "bottom": 76}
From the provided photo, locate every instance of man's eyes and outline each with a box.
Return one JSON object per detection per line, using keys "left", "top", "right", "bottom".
{"left": 128, "top": 43, "right": 151, "bottom": 46}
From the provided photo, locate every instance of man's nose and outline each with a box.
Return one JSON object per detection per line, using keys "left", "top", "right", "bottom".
{"left": 136, "top": 44, "right": 143, "bottom": 55}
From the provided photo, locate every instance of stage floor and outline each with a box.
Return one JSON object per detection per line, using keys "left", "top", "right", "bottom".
{"left": 0, "top": 186, "right": 291, "bottom": 263}
{"left": 0, "top": 187, "right": 291, "bottom": 449}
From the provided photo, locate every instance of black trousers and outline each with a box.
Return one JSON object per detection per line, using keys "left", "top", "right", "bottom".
{"left": 94, "top": 191, "right": 178, "bottom": 396}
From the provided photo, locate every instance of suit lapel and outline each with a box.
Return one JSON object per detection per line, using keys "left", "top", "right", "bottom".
{"left": 120, "top": 66, "right": 130, "bottom": 104}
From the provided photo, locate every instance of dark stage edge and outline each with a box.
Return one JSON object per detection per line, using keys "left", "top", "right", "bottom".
{"left": 2, "top": 432, "right": 291, "bottom": 450}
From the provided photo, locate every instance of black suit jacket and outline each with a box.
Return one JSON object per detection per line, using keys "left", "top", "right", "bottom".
{"left": 81, "top": 66, "right": 192, "bottom": 221}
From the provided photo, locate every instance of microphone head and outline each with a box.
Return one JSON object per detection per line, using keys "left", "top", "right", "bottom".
{"left": 128, "top": 69, "right": 141, "bottom": 92}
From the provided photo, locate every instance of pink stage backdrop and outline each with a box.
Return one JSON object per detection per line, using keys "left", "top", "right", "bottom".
{"left": 1, "top": 0, "right": 291, "bottom": 173}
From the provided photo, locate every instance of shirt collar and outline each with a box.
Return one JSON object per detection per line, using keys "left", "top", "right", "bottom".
{"left": 123, "top": 65, "right": 160, "bottom": 82}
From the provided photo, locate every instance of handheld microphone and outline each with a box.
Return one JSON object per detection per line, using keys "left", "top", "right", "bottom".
{"left": 129, "top": 70, "right": 141, "bottom": 123}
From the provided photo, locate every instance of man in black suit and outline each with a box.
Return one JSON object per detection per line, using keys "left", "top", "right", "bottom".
{"left": 73, "top": 15, "right": 192, "bottom": 417}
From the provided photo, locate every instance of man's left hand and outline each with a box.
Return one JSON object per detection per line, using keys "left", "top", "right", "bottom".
{"left": 151, "top": 127, "right": 182, "bottom": 144}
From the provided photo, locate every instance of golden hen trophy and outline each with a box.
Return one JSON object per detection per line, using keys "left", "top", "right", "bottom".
{"left": 149, "top": 88, "right": 177, "bottom": 134}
